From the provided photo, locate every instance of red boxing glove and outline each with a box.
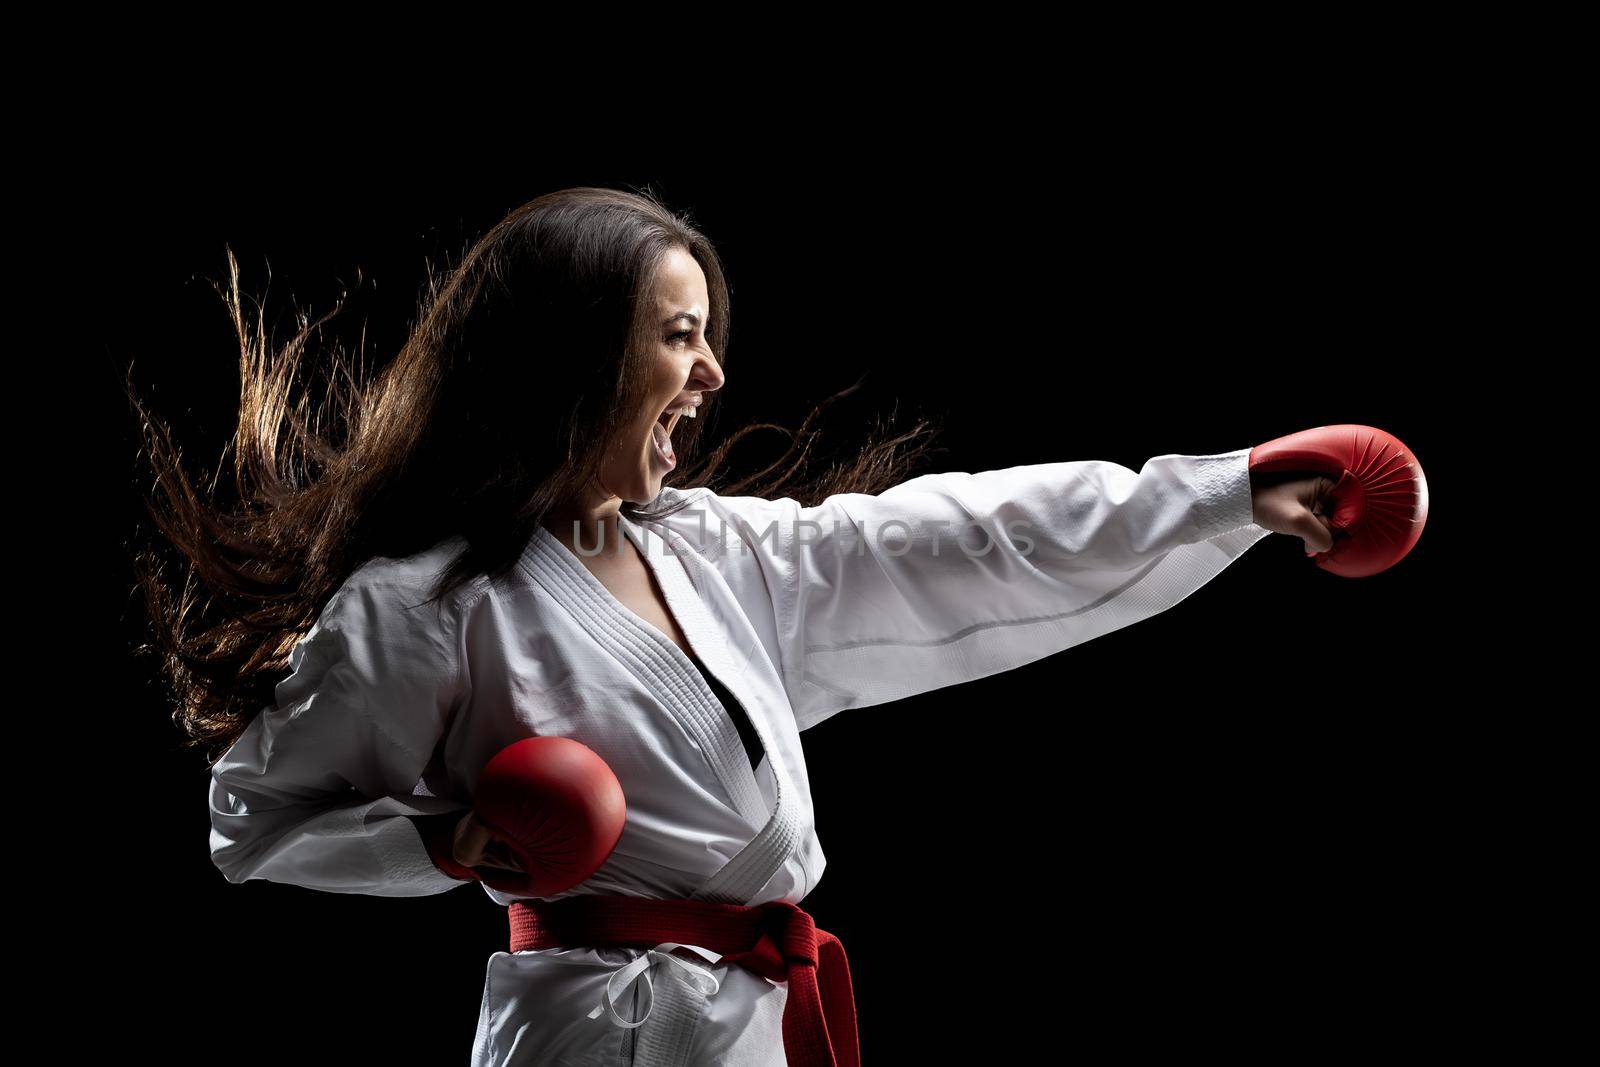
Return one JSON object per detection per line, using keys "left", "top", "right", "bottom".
{"left": 1249, "top": 424, "right": 1430, "bottom": 578}
{"left": 417, "top": 737, "right": 627, "bottom": 896}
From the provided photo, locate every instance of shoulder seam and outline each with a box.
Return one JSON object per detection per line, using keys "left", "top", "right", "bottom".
{"left": 450, "top": 576, "right": 491, "bottom": 717}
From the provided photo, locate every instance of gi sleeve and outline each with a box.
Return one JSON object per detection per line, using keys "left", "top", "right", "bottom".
{"left": 206, "top": 566, "right": 474, "bottom": 896}
{"left": 664, "top": 447, "right": 1269, "bottom": 733}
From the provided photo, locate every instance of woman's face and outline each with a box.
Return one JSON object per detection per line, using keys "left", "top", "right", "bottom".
{"left": 597, "top": 246, "right": 725, "bottom": 504}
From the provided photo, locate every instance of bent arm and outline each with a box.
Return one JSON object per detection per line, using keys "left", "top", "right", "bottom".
{"left": 206, "top": 572, "right": 475, "bottom": 896}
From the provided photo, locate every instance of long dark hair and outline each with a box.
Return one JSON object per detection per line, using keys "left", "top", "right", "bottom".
{"left": 126, "top": 186, "right": 944, "bottom": 762}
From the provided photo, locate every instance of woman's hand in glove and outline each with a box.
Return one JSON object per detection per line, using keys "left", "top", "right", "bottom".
{"left": 1250, "top": 470, "right": 1338, "bottom": 555}
{"left": 450, "top": 811, "right": 525, "bottom": 873}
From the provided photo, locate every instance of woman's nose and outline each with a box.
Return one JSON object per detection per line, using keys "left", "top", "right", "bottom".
{"left": 693, "top": 355, "right": 726, "bottom": 393}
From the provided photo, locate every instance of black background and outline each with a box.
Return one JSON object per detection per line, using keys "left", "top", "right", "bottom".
{"left": 70, "top": 101, "right": 1484, "bottom": 1063}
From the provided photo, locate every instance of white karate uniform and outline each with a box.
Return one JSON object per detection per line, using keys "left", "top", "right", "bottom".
{"left": 208, "top": 447, "right": 1271, "bottom": 1065}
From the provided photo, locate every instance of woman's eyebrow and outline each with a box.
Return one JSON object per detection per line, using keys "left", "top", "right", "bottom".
{"left": 663, "top": 311, "right": 702, "bottom": 327}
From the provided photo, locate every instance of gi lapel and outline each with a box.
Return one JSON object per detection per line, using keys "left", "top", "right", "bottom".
{"left": 622, "top": 517, "right": 806, "bottom": 906}
{"left": 519, "top": 522, "right": 768, "bottom": 826}
{"left": 520, "top": 518, "right": 803, "bottom": 904}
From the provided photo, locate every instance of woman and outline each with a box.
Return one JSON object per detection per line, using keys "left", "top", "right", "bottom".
{"left": 131, "top": 186, "right": 1334, "bottom": 1065}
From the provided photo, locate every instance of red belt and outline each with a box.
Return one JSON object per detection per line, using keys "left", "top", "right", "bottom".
{"left": 508, "top": 895, "right": 860, "bottom": 1066}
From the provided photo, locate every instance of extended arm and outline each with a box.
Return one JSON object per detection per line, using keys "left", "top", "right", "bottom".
{"left": 656, "top": 447, "right": 1269, "bottom": 731}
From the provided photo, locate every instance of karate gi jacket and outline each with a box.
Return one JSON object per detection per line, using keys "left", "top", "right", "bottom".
{"left": 207, "top": 447, "right": 1271, "bottom": 1065}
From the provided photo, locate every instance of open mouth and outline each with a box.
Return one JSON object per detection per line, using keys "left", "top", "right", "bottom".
{"left": 650, "top": 400, "right": 698, "bottom": 471}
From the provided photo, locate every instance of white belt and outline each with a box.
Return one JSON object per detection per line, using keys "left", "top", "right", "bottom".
{"left": 587, "top": 942, "right": 725, "bottom": 1029}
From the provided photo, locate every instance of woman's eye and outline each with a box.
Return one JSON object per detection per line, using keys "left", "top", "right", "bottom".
{"left": 667, "top": 330, "right": 693, "bottom": 345}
